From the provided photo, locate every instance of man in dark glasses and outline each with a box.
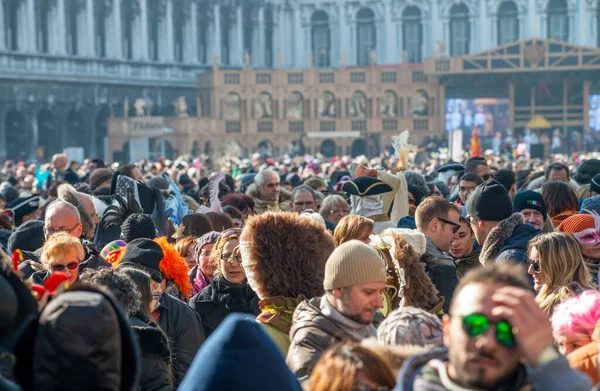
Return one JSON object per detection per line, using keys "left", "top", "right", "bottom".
{"left": 403, "top": 263, "right": 590, "bottom": 391}
{"left": 415, "top": 197, "right": 461, "bottom": 314}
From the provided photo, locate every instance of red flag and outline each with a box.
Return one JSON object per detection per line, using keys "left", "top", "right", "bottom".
{"left": 471, "top": 127, "right": 483, "bottom": 157}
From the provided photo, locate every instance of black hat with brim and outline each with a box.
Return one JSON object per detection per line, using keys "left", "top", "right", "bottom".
{"left": 436, "top": 162, "right": 465, "bottom": 173}
{"left": 341, "top": 176, "right": 393, "bottom": 196}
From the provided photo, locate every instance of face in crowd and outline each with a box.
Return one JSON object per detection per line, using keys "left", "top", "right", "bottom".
{"left": 450, "top": 220, "right": 475, "bottom": 258}
{"left": 459, "top": 180, "right": 479, "bottom": 204}
{"left": 197, "top": 242, "right": 216, "bottom": 281}
{"left": 332, "top": 282, "right": 385, "bottom": 325}
{"left": 291, "top": 191, "right": 316, "bottom": 213}
{"left": 217, "top": 233, "right": 245, "bottom": 285}
{"left": 521, "top": 208, "right": 544, "bottom": 231}
{"left": 326, "top": 203, "right": 350, "bottom": 226}
{"left": 257, "top": 172, "right": 280, "bottom": 202}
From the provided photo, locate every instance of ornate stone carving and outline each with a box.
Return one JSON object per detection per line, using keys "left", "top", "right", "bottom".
{"left": 411, "top": 90, "right": 429, "bottom": 116}
{"left": 523, "top": 42, "right": 545, "bottom": 67}
{"left": 349, "top": 91, "right": 367, "bottom": 118}
{"left": 286, "top": 92, "right": 304, "bottom": 120}
{"left": 254, "top": 92, "right": 273, "bottom": 119}
{"left": 535, "top": 0, "right": 576, "bottom": 11}
{"left": 438, "top": 0, "right": 479, "bottom": 17}
{"left": 173, "top": 96, "right": 188, "bottom": 117}
{"left": 318, "top": 91, "right": 336, "bottom": 118}
{"left": 380, "top": 91, "right": 398, "bottom": 118}
{"left": 134, "top": 98, "right": 153, "bottom": 117}
{"left": 223, "top": 93, "right": 241, "bottom": 120}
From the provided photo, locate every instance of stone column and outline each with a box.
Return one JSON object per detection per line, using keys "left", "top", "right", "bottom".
{"left": 236, "top": 6, "right": 243, "bottom": 66}
{"left": 213, "top": 3, "right": 221, "bottom": 64}
{"left": 422, "top": 19, "right": 431, "bottom": 59}
{"left": 26, "top": 0, "right": 36, "bottom": 51}
{"left": 0, "top": 0, "right": 6, "bottom": 50}
{"left": 479, "top": 0, "right": 489, "bottom": 50}
{"left": 140, "top": 0, "right": 149, "bottom": 60}
{"left": 384, "top": 1, "right": 394, "bottom": 63}
{"left": 469, "top": 17, "right": 476, "bottom": 53}
{"left": 86, "top": 0, "right": 95, "bottom": 56}
{"left": 112, "top": 0, "right": 123, "bottom": 58}
{"left": 189, "top": 1, "right": 198, "bottom": 63}
{"left": 568, "top": 12, "right": 575, "bottom": 43}
{"left": 293, "top": 4, "right": 304, "bottom": 67}
{"left": 165, "top": 0, "right": 174, "bottom": 61}
{"left": 277, "top": 6, "right": 287, "bottom": 67}
{"left": 56, "top": 0, "right": 66, "bottom": 54}
{"left": 338, "top": 3, "right": 348, "bottom": 65}
{"left": 257, "top": 7, "right": 265, "bottom": 67}
{"left": 491, "top": 18, "right": 498, "bottom": 47}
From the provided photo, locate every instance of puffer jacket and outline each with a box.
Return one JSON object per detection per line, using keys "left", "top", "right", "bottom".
{"left": 286, "top": 296, "right": 376, "bottom": 385}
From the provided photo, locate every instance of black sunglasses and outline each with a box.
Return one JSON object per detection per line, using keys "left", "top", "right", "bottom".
{"left": 437, "top": 217, "right": 461, "bottom": 233}
{"left": 50, "top": 261, "right": 79, "bottom": 273}
{"left": 528, "top": 258, "right": 541, "bottom": 273}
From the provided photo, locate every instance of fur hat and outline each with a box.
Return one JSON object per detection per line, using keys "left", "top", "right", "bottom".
{"left": 240, "top": 212, "right": 334, "bottom": 300}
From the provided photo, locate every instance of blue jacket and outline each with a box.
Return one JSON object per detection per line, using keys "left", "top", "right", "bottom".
{"left": 496, "top": 222, "right": 539, "bottom": 266}
{"left": 178, "top": 314, "right": 302, "bottom": 391}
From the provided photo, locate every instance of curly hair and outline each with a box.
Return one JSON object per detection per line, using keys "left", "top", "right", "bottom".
{"left": 240, "top": 212, "right": 334, "bottom": 299}
{"left": 79, "top": 267, "right": 142, "bottom": 316}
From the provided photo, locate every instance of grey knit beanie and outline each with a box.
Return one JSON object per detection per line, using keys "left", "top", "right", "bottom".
{"left": 323, "top": 240, "right": 386, "bottom": 291}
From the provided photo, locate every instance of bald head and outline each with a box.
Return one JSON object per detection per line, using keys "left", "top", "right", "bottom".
{"left": 44, "top": 201, "right": 82, "bottom": 239}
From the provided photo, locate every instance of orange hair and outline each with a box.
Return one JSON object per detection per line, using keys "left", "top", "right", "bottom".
{"left": 154, "top": 236, "right": 193, "bottom": 298}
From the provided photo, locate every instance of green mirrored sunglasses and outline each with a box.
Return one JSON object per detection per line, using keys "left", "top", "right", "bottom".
{"left": 462, "top": 313, "right": 516, "bottom": 348}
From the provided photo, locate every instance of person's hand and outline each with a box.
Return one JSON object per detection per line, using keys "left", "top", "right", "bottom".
{"left": 491, "top": 286, "right": 554, "bottom": 365}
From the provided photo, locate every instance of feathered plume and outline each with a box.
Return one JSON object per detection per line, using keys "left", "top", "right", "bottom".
{"left": 209, "top": 173, "right": 226, "bottom": 213}
{"left": 582, "top": 209, "right": 600, "bottom": 231}
{"left": 11, "top": 249, "right": 22, "bottom": 272}
{"left": 392, "top": 130, "right": 411, "bottom": 168}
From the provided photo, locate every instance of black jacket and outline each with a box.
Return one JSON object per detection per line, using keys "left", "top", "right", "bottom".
{"left": 189, "top": 275, "right": 260, "bottom": 338}
{"left": 131, "top": 315, "right": 173, "bottom": 391}
{"left": 156, "top": 293, "right": 205, "bottom": 389}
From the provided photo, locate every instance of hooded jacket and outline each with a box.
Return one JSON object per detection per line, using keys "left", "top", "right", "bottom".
{"left": 178, "top": 314, "right": 302, "bottom": 391}
{"left": 155, "top": 293, "right": 204, "bottom": 389}
{"left": 130, "top": 314, "right": 172, "bottom": 391}
{"left": 394, "top": 347, "right": 591, "bottom": 391}
{"left": 480, "top": 213, "right": 540, "bottom": 267}
{"left": 419, "top": 237, "right": 458, "bottom": 314}
{"left": 287, "top": 296, "right": 377, "bottom": 385}
{"left": 450, "top": 243, "right": 482, "bottom": 279}
{"left": 189, "top": 275, "right": 260, "bottom": 338}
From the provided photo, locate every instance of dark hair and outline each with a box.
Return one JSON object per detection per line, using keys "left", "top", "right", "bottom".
{"left": 291, "top": 185, "right": 316, "bottom": 202}
{"left": 541, "top": 181, "right": 579, "bottom": 218}
{"left": 118, "top": 164, "right": 139, "bottom": 179}
{"left": 458, "top": 216, "right": 473, "bottom": 233}
{"left": 465, "top": 157, "right": 488, "bottom": 174}
{"left": 450, "top": 262, "right": 530, "bottom": 315}
{"left": 493, "top": 169, "right": 516, "bottom": 192}
{"left": 89, "top": 159, "right": 106, "bottom": 169}
{"left": 545, "top": 162, "right": 570, "bottom": 181}
{"left": 79, "top": 268, "right": 141, "bottom": 317}
{"left": 181, "top": 214, "right": 213, "bottom": 238}
{"left": 221, "top": 193, "right": 255, "bottom": 213}
{"left": 222, "top": 206, "right": 243, "bottom": 221}
{"left": 204, "top": 211, "right": 234, "bottom": 232}
{"left": 304, "top": 177, "right": 327, "bottom": 191}
{"left": 404, "top": 171, "right": 430, "bottom": 198}
{"left": 119, "top": 267, "right": 153, "bottom": 318}
{"left": 415, "top": 196, "right": 461, "bottom": 231}
{"left": 459, "top": 173, "right": 483, "bottom": 185}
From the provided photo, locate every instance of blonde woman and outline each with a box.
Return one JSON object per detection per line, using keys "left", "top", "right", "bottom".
{"left": 318, "top": 195, "right": 350, "bottom": 227}
{"left": 36, "top": 232, "right": 85, "bottom": 285}
{"left": 527, "top": 232, "right": 596, "bottom": 316}
{"left": 333, "top": 214, "right": 374, "bottom": 247}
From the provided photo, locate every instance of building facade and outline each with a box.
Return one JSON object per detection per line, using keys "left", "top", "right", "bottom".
{"left": 1, "top": 0, "right": 599, "bottom": 161}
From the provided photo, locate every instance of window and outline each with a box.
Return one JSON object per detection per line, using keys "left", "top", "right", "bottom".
{"left": 312, "top": 11, "right": 331, "bottom": 67}
{"left": 65, "top": 0, "right": 81, "bottom": 55}
{"left": 221, "top": 6, "right": 234, "bottom": 65}
{"left": 94, "top": 2, "right": 107, "bottom": 57}
{"left": 264, "top": 7, "right": 274, "bottom": 67}
{"left": 450, "top": 3, "right": 470, "bottom": 56}
{"left": 547, "top": 0, "right": 568, "bottom": 42}
{"left": 122, "top": 0, "right": 134, "bottom": 59}
{"left": 4, "top": 0, "right": 19, "bottom": 50}
{"left": 403, "top": 6, "right": 422, "bottom": 63}
{"left": 498, "top": 1, "right": 519, "bottom": 45}
{"left": 147, "top": 0, "right": 160, "bottom": 61}
{"left": 357, "top": 8, "right": 376, "bottom": 65}
{"left": 35, "top": 1, "right": 50, "bottom": 53}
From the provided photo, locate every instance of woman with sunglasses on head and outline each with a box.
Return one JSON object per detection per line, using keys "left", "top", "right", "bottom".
{"left": 189, "top": 228, "right": 259, "bottom": 337}
{"left": 527, "top": 232, "right": 596, "bottom": 317}
{"left": 559, "top": 213, "right": 600, "bottom": 284}
{"left": 31, "top": 232, "right": 84, "bottom": 285}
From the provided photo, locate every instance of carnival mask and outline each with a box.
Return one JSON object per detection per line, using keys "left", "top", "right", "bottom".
{"left": 573, "top": 210, "right": 600, "bottom": 246}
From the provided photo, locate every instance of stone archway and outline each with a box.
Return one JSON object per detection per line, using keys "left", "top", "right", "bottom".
{"left": 37, "top": 108, "right": 60, "bottom": 158}
{"left": 320, "top": 139, "right": 336, "bottom": 157}
{"left": 5, "top": 109, "right": 28, "bottom": 160}
{"left": 95, "top": 106, "right": 110, "bottom": 159}
{"left": 66, "top": 109, "right": 86, "bottom": 153}
{"left": 351, "top": 138, "right": 368, "bottom": 157}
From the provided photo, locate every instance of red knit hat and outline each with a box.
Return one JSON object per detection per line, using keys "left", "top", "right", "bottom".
{"left": 558, "top": 214, "right": 595, "bottom": 235}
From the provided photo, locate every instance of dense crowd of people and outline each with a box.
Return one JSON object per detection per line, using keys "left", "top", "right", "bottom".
{"left": 2, "top": 149, "right": 600, "bottom": 390}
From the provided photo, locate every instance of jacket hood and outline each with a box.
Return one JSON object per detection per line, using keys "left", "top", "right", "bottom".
{"left": 15, "top": 285, "right": 140, "bottom": 391}
{"left": 480, "top": 213, "right": 539, "bottom": 265}
{"left": 178, "top": 313, "right": 302, "bottom": 391}
{"left": 395, "top": 347, "right": 448, "bottom": 391}
{"left": 499, "top": 222, "right": 539, "bottom": 255}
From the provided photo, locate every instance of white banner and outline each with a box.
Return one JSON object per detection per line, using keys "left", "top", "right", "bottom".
{"left": 307, "top": 131, "right": 361, "bottom": 139}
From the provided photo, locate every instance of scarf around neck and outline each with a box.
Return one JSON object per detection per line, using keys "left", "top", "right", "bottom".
{"left": 208, "top": 275, "right": 259, "bottom": 314}
{"left": 256, "top": 295, "right": 304, "bottom": 334}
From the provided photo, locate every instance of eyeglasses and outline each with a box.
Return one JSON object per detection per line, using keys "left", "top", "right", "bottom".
{"left": 462, "top": 313, "right": 516, "bottom": 348}
{"left": 528, "top": 258, "right": 541, "bottom": 273}
{"left": 293, "top": 201, "right": 315, "bottom": 207}
{"left": 437, "top": 217, "right": 461, "bottom": 233}
{"left": 220, "top": 252, "right": 242, "bottom": 264}
{"left": 45, "top": 223, "right": 81, "bottom": 237}
{"left": 330, "top": 209, "right": 350, "bottom": 215}
{"left": 50, "top": 261, "right": 79, "bottom": 273}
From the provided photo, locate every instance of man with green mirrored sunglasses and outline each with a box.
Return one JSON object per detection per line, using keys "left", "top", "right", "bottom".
{"left": 399, "top": 263, "right": 591, "bottom": 391}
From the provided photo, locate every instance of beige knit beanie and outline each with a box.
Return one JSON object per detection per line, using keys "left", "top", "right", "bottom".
{"left": 324, "top": 240, "right": 387, "bottom": 290}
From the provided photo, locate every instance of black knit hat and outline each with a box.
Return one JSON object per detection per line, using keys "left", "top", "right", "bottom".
{"left": 591, "top": 174, "right": 600, "bottom": 195}
{"left": 467, "top": 179, "right": 512, "bottom": 222}
{"left": 407, "top": 184, "right": 424, "bottom": 206}
{"left": 513, "top": 190, "right": 547, "bottom": 221}
{"left": 118, "top": 238, "right": 164, "bottom": 282}
{"left": 8, "top": 220, "right": 45, "bottom": 253}
{"left": 121, "top": 213, "right": 156, "bottom": 243}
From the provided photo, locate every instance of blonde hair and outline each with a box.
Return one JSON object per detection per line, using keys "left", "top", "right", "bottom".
{"left": 209, "top": 229, "right": 242, "bottom": 274}
{"left": 333, "top": 215, "right": 374, "bottom": 247}
{"left": 528, "top": 232, "right": 596, "bottom": 316}
{"left": 174, "top": 236, "right": 196, "bottom": 258}
{"left": 318, "top": 195, "right": 349, "bottom": 221}
{"left": 41, "top": 232, "right": 85, "bottom": 268}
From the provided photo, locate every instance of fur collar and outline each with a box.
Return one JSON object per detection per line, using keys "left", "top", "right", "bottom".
{"left": 480, "top": 213, "right": 524, "bottom": 265}
{"left": 133, "top": 325, "right": 171, "bottom": 364}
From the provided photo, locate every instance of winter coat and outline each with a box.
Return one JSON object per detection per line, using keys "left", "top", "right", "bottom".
{"left": 568, "top": 319, "right": 600, "bottom": 386}
{"left": 155, "top": 293, "right": 205, "bottom": 389}
{"left": 585, "top": 261, "right": 600, "bottom": 285}
{"left": 246, "top": 184, "right": 292, "bottom": 214}
{"left": 395, "top": 347, "right": 591, "bottom": 391}
{"left": 420, "top": 237, "right": 458, "bottom": 314}
{"left": 256, "top": 296, "right": 304, "bottom": 356}
{"left": 178, "top": 314, "right": 302, "bottom": 391}
{"left": 189, "top": 275, "right": 260, "bottom": 338}
{"left": 130, "top": 315, "right": 173, "bottom": 391}
{"left": 287, "top": 296, "right": 377, "bottom": 385}
{"left": 480, "top": 213, "right": 540, "bottom": 267}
